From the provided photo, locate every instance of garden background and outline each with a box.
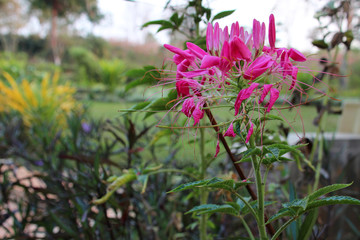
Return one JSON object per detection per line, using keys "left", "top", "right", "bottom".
{"left": 0, "top": 0, "right": 360, "bottom": 239}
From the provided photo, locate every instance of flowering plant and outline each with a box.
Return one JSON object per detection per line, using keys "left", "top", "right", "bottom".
{"left": 95, "top": 4, "right": 360, "bottom": 239}
{"left": 158, "top": 14, "right": 360, "bottom": 239}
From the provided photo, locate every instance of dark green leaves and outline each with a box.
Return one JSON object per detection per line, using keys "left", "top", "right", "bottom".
{"left": 142, "top": 13, "right": 184, "bottom": 33}
{"left": 186, "top": 204, "right": 239, "bottom": 216}
{"left": 125, "top": 66, "right": 161, "bottom": 92}
{"left": 307, "top": 183, "right": 352, "bottom": 202}
{"left": 168, "top": 177, "right": 253, "bottom": 193}
{"left": 268, "top": 183, "right": 360, "bottom": 224}
{"left": 212, "top": 10, "right": 235, "bottom": 22}
{"left": 306, "top": 196, "right": 360, "bottom": 210}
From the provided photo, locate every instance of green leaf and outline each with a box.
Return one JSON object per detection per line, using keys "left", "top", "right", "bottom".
{"left": 93, "top": 171, "right": 137, "bottom": 205}
{"left": 306, "top": 196, "right": 360, "bottom": 210}
{"left": 240, "top": 147, "right": 262, "bottom": 159}
{"left": 240, "top": 200, "right": 276, "bottom": 215}
{"left": 283, "top": 198, "right": 309, "bottom": 211}
{"left": 212, "top": 10, "right": 235, "bottom": 22}
{"left": 264, "top": 146, "right": 280, "bottom": 160}
{"left": 170, "top": 13, "right": 183, "bottom": 27}
{"left": 262, "top": 156, "right": 294, "bottom": 165}
{"left": 307, "top": 183, "right": 352, "bottom": 202}
{"left": 168, "top": 178, "right": 215, "bottom": 193}
{"left": 298, "top": 209, "right": 318, "bottom": 240}
{"left": 125, "top": 66, "right": 160, "bottom": 91}
{"left": 129, "top": 101, "right": 151, "bottom": 111}
{"left": 312, "top": 39, "right": 329, "bottom": 49}
{"left": 266, "top": 208, "right": 297, "bottom": 224}
{"left": 168, "top": 177, "right": 252, "bottom": 193}
{"left": 186, "top": 204, "right": 239, "bottom": 216}
{"left": 142, "top": 20, "right": 172, "bottom": 28}
{"left": 206, "top": 178, "right": 235, "bottom": 192}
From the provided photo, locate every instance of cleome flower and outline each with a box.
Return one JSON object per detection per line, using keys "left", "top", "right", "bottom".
{"left": 164, "top": 14, "right": 307, "bottom": 149}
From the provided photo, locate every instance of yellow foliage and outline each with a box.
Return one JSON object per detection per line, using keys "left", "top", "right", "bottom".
{"left": 0, "top": 71, "right": 80, "bottom": 128}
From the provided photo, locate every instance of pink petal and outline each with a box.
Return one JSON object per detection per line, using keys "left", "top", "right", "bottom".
{"left": 269, "top": 14, "right": 276, "bottom": 50}
{"left": 214, "top": 139, "right": 220, "bottom": 157}
{"left": 192, "top": 102, "right": 204, "bottom": 126}
{"left": 214, "top": 23, "right": 220, "bottom": 52}
{"left": 234, "top": 89, "right": 244, "bottom": 116}
{"left": 201, "top": 55, "right": 221, "bottom": 69}
{"left": 176, "top": 80, "right": 190, "bottom": 97}
{"left": 243, "top": 55, "right": 273, "bottom": 80}
{"left": 206, "top": 23, "right": 214, "bottom": 52}
{"left": 259, "top": 84, "right": 273, "bottom": 104}
{"left": 288, "top": 48, "right": 306, "bottom": 62}
{"left": 164, "top": 44, "right": 194, "bottom": 60}
{"left": 187, "top": 42, "right": 208, "bottom": 59}
{"left": 224, "top": 123, "right": 236, "bottom": 137}
{"left": 245, "top": 123, "right": 254, "bottom": 143}
{"left": 267, "top": 88, "right": 279, "bottom": 112}
{"left": 289, "top": 67, "right": 298, "bottom": 90}
{"left": 180, "top": 69, "right": 210, "bottom": 78}
{"left": 230, "top": 36, "right": 252, "bottom": 61}
{"left": 253, "top": 19, "right": 260, "bottom": 49}
{"left": 260, "top": 22, "right": 266, "bottom": 46}
{"left": 181, "top": 98, "right": 195, "bottom": 117}
{"left": 234, "top": 83, "right": 259, "bottom": 115}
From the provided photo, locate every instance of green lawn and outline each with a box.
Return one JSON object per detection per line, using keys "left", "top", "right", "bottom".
{"left": 84, "top": 100, "right": 340, "bottom": 133}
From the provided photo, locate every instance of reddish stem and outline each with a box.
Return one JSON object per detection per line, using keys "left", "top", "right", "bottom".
{"left": 204, "top": 105, "right": 277, "bottom": 238}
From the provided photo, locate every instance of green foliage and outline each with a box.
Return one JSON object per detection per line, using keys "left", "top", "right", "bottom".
{"left": 125, "top": 65, "right": 161, "bottom": 91}
{"left": 169, "top": 177, "right": 252, "bottom": 193}
{"left": 186, "top": 204, "right": 240, "bottom": 216}
{"left": 68, "top": 46, "right": 101, "bottom": 83}
{"left": 211, "top": 10, "right": 235, "bottom": 22}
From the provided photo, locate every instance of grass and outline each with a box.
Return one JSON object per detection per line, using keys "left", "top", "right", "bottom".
{"left": 84, "top": 100, "right": 340, "bottom": 134}
{"left": 82, "top": 99, "right": 340, "bottom": 166}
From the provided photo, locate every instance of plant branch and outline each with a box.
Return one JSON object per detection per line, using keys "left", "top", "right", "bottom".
{"left": 203, "top": 103, "right": 277, "bottom": 238}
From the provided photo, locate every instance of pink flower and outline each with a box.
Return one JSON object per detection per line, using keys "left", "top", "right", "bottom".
{"left": 266, "top": 88, "right": 280, "bottom": 112}
{"left": 269, "top": 14, "right": 276, "bottom": 51}
{"left": 288, "top": 48, "right": 306, "bottom": 62}
{"left": 289, "top": 67, "right": 298, "bottom": 90}
{"left": 181, "top": 98, "right": 196, "bottom": 117}
{"left": 224, "top": 123, "right": 236, "bottom": 137}
{"left": 214, "top": 138, "right": 220, "bottom": 157}
{"left": 252, "top": 19, "right": 266, "bottom": 51}
{"left": 187, "top": 42, "right": 208, "bottom": 59}
{"left": 245, "top": 123, "right": 254, "bottom": 143}
{"left": 230, "top": 36, "right": 252, "bottom": 61}
{"left": 181, "top": 97, "right": 205, "bottom": 126}
{"left": 243, "top": 55, "right": 273, "bottom": 80}
{"left": 259, "top": 84, "right": 273, "bottom": 104}
{"left": 234, "top": 83, "right": 259, "bottom": 115}
{"left": 192, "top": 102, "right": 205, "bottom": 126}
{"left": 164, "top": 44, "right": 194, "bottom": 62}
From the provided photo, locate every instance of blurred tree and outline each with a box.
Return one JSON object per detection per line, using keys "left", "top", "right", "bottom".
{"left": 311, "top": 0, "right": 360, "bottom": 89}
{"left": 0, "top": 0, "right": 28, "bottom": 52}
{"left": 28, "top": 0, "right": 103, "bottom": 65}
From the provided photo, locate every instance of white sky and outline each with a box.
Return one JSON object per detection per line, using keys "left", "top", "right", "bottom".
{"left": 82, "top": 0, "right": 325, "bottom": 52}
{"left": 18, "top": 0, "right": 326, "bottom": 52}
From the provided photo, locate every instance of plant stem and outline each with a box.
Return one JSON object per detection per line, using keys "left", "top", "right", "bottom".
{"left": 233, "top": 191, "right": 258, "bottom": 221}
{"left": 271, "top": 216, "right": 298, "bottom": 240}
{"left": 249, "top": 137, "right": 267, "bottom": 240}
{"left": 199, "top": 127, "right": 208, "bottom": 240}
{"left": 239, "top": 215, "right": 256, "bottom": 240}
{"left": 203, "top": 105, "right": 278, "bottom": 238}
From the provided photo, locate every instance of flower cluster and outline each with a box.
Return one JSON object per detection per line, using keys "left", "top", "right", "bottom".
{"left": 164, "top": 14, "right": 306, "bottom": 148}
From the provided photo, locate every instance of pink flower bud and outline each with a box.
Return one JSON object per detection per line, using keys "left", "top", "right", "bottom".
{"left": 224, "top": 123, "right": 236, "bottom": 137}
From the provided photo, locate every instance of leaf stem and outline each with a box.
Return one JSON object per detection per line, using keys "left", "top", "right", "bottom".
{"left": 249, "top": 136, "right": 267, "bottom": 239}
{"left": 271, "top": 216, "right": 298, "bottom": 240}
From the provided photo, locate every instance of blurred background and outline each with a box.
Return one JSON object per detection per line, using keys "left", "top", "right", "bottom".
{"left": 0, "top": 0, "right": 359, "bottom": 239}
